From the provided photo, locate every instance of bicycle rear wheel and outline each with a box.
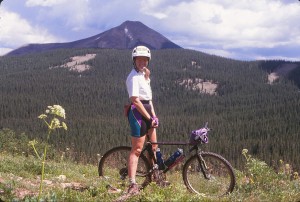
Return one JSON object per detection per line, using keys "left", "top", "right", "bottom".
{"left": 98, "top": 146, "right": 151, "bottom": 191}
{"left": 182, "top": 152, "right": 235, "bottom": 197}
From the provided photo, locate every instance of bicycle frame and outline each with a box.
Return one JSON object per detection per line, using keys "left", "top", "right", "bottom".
{"left": 141, "top": 141, "right": 204, "bottom": 175}
{"left": 99, "top": 122, "right": 236, "bottom": 197}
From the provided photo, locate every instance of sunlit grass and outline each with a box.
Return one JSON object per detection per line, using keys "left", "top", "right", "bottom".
{"left": 1, "top": 149, "right": 300, "bottom": 201}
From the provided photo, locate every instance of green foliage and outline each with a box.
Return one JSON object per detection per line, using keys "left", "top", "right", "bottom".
{"left": 0, "top": 182, "right": 16, "bottom": 202}
{"left": 0, "top": 129, "right": 57, "bottom": 159}
{"left": 230, "top": 149, "right": 300, "bottom": 201}
{"left": 1, "top": 147, "right": 300, "bottom": 201}
{"left": 0, "top": 129, "right": 30, "bottom": 155}
{"left": 0, "top": 49, "right": 300, "bottom": 171}
{"left": 29, "top": 105, "right": 67, "bottom": 200}
{"left": 241, "top": 149, "right": 279, "bottom": 191}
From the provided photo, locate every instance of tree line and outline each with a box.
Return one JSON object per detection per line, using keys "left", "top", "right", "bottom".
{"left": 0, "top": 48, "right": 299, "bottom": 170}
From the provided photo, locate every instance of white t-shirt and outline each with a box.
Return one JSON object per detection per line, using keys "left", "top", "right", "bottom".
{"left": 126, "top": 68, "right": 152, "bottom": 100}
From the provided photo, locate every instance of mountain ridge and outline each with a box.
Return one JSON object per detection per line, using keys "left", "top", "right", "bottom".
{"left": 6, "top": 21, "right": 182, "bottom": 56}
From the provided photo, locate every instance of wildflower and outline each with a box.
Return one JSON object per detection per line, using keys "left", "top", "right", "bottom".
{"left": 33, "top": 105, "right": 68, "bottom": 200}
{"left": 58, "top": 175, "right": 66, "bottom": 182}
{"left": 61, "top": 152, "right": 65, "bottom": 161}
{"left": 28, "top": 139, "right": 38, "bottom": 146}
{"left": 285, "top": 164, "right": 290, "bottom": 170}
{"left": 242, "top": 149, "right": 248, "bottom": 155}
{"left": 39, "top": 105, "right": 68, "bottom": 131}
{"left": 62, "top": 122, "right": 67, "bottom": 130}
{"left": 51, "top": 118, "right": 61, "bottom": 129}
{"left": 47, "top": 105, "right": 66, "bottom": 119}
{"left": 38, "top": 114, "right": 47, "bottom": 119}
{"left": 285, "top": 164, "right": 291, "bottom": 175}
{"left": 293, "top": 172, "right": 299, "bottom": 180}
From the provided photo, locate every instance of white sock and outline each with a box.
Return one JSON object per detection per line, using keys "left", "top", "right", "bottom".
{"left": 129, "top": 178, "right": 136, "bottom": 184}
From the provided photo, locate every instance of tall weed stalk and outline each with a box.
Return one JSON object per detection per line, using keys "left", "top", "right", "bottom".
{"left": 29, "top": 105, "right": 67, "bottom": 200}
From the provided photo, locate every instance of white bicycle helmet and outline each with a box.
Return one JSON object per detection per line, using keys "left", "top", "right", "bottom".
{"left": 132, "top": 46, "right": 151, "bottom": 61}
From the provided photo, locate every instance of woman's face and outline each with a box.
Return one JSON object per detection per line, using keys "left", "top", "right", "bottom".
{"left": 134, "top": 56, "right": 149, "bottom": 71}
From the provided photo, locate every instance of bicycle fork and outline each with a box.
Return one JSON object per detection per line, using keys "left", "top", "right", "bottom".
{"left": 119, "top": 168, "right": 128, "bottom": 180}
{"left": 197, "top": 152, "right": 211, "bottom": 180}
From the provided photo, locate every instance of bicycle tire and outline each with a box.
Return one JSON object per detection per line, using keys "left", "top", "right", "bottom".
{"left": 182, "top": 152, "right": 235, "bottom": 197}
{"left": 98, "top": 146, "right": 151, "bottom": 191}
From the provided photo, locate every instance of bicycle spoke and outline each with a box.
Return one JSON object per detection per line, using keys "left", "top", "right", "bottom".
{"left": 183, "top": 152, "right": 235, "bottom": 197}
{"left": 98, "top": 146, "right": 151, "bottom": 192}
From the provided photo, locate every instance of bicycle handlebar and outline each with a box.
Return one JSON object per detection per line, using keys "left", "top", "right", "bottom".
{"left": 150, "top": 122, "right": 211, "bottom": 145}
{"left": 192, "top": 122, "right": 211, "bottom": 144}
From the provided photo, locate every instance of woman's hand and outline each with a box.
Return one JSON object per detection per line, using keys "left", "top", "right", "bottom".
{"left": 153, "top": 116, "right": 159, "bottom": 126}
{"left": 144, "top": 67, "right": 150, "bottom": 80}
{"left": 150, "top": 116, "right": 159, "bottom": 128}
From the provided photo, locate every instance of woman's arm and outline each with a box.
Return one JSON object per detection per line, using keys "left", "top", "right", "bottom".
{"left": 149, "top": 100, "right": 156, "bottom": 117}
{"left": 130, "top": 96, "right": 152, "bottom": 120}
{"left": 144, "top": 67, "right": 150, "bottom": 81}
{"left": 130, "top": 97, "right": 157, "bottom": 128}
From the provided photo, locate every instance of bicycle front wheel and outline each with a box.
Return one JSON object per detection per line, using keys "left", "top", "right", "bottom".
{"left": 182, "top": 152, "right": 235, "bottom": 197}
{"left": 98, "top": 146, "right": 151, "bottom": 191}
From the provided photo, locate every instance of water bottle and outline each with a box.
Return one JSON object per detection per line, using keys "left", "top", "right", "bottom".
{"left": 164, "top": 148, "right": 183, "bottom": 168}
{"left": 156, "top": 148, "right": 165, "bottom": 170}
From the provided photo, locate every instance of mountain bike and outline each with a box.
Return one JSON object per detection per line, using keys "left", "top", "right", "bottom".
{"left": 98, "top": 123, "right": 236, "bottom": 198}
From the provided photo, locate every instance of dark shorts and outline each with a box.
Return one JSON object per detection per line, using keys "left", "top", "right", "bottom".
{"left": 128, "top": 103, "right": 152, "bottom": 137}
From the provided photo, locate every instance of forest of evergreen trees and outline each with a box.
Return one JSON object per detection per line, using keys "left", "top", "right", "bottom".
{"left": 0, "top": 48, "right": 299, "bottom": 171}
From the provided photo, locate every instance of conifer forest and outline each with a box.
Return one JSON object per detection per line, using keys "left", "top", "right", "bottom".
{"left": 0, "top": 48, "right": 299, "bottom": 170}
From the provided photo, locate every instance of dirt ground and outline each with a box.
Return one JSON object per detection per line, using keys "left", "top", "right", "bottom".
{"left": 178, "top": 78, "right": 217, "bottom": 95}
{"left": 51, "top": 54, "right": 96, "bottom": 72}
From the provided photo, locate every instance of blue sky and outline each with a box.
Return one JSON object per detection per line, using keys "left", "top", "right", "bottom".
{"left": 0, "top": 0, "right": 300, "bottom": 61}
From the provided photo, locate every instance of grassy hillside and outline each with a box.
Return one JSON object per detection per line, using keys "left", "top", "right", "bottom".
{"left": 0, "top": 131, "right": 300, "bottom": 201}
{"left": 0, "top": 48, "right": 300, "bottom": 170}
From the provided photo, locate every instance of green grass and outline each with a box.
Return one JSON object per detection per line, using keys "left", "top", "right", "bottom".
{"left": 1, "top": 151, "right": 300, "bottom": 202}
{"left": 0, "top": 130, "right": 300, "bottom": 201}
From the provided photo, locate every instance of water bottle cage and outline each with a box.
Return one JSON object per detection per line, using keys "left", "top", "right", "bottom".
{"left": 167, "top": 155, "right": 185, "bottom": 169}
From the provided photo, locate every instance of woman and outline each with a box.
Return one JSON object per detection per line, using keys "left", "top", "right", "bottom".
{"left": 126, "top": 45, "right": 159, "bottom": 195}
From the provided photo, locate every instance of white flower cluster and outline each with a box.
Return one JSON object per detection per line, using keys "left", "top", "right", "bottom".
{"left": 38, "top": 105, "right": 67, "bottom": 131}
{"left": 46, "top": 105, "right": 66, "bottom": 119}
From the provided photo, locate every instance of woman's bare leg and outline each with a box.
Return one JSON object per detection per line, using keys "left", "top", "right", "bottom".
{"left": 128, "top": 135, "right": 146, "bottom": 184}
{"left": 148, "top": 128, "right": 157, "bottom": 152}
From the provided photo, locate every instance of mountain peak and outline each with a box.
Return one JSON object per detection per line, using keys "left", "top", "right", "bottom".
{"left": 121, "top": 20, "right": 144, "bottom": 26}
{"left": 7, "top": 21, "right": 181, "bottom": 56}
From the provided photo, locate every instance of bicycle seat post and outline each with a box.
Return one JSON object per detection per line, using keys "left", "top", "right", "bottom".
{"left": 145, "top": 142, "right": 153, "bottom": 153}
{"left": 145, "top": 142, "right": 158, "bottom": 167}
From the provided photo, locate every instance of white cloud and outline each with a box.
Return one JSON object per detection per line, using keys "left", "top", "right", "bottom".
{"left": 26, "top": 0, "right": 69, "bottom": 7}
{"left": 0, "top": 48, "right": 13, "bottom": 56}
{"left": 195, "top": 47, "right": 235, "bottom": 59}
{"left": 25, "top": 0, "right": 92, "bottom": 32}
{"left": 23, "top": 0, "right": 142, "bottom": 35}
{"left": 1, "top": 0, "right": 300, "bottom": 60}
{"left": 140, "top": 0, "right": 169, "bottom": 19}
{"left": 0, "top": 8, "right": 60, "bottom": 55}
{"left": 143, "top": 0, "right": 300, "bottom": 53}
